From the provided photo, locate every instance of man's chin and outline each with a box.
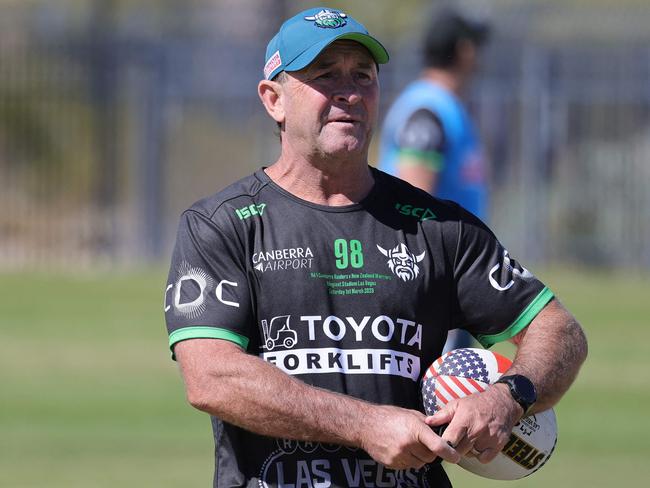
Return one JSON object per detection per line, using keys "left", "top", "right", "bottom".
{"left": 320, "top": 134, "right": 370, "bottom": 157}
{"left": 326, "top": 143, "right": 366, "bottom": 159}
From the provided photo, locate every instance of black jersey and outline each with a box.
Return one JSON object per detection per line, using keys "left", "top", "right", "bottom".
{"left": 164, "top": 167, "right": 553, "bottom": 488}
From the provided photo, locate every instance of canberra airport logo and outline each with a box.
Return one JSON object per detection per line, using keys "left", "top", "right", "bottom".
{"left": 252, "top": 246, "right": 315, "bottom": 273}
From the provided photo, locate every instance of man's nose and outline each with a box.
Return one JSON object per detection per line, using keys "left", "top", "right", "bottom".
{"left": 333, "top": 77, "right": 362, "bottom": 105}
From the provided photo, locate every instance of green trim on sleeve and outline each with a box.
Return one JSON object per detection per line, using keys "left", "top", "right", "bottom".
{"left": 168, "top": 326, "right": 249, "bottom": 360}
{"left": 396, "top": 149, "right": 444, "bottom": 171}
{"left": 476, "top": 287, "right": 555, "bottom": 348}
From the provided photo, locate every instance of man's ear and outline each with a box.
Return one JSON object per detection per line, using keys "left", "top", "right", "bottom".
{"left": 258, "top": 79, "right": 285, "bottom": 124}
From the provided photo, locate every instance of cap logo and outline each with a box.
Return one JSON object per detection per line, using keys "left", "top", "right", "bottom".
{"left": 264, "top": 50, "right": 282, "bottom": 79}
{"left": 304, "top": 9, "right": 347, "bottom": 29}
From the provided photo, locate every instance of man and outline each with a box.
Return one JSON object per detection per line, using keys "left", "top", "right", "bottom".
{"left": 164, "top": 7, "right": 587, "bottom": 488}
{"left": 379, "top": 7, "right": 491, "bottom": 352}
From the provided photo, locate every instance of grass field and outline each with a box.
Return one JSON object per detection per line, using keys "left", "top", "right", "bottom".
{"left": 1, "top": 267, "right": 649, "bottom": 487}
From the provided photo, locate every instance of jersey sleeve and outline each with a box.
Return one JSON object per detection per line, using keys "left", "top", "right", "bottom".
{"left": 450, "top": 208, "right": 554, "bottom": 347}
{"left": 163, "top": 209, "right": 253, "bottom": 359}
{"left": 395, "top": 108, "right": 446, "bottom": 170}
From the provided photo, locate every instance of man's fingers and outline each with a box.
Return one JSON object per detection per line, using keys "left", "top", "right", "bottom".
{"left": 417, "top": 426, "right": 461, "bottom": 464}
{"left": 425, "top": 409, "right": 454, "bottom": 440}
{"left": 426, "top": 405, "right": 472, "bottom": 457}
{"left": 389, "top": 452, "right": 427, "bottom": 471}
{"left": 427, "top": 422, "right": 448, "bottom": 438}
{"left": 410, "top": 443, "right": 438, "bottom": 465}
{"left": 425, "top": 408, "right": 453, "bottom": 427}
{"left": 477, "top": 447, "right": 500, "bottom": 464}
{"left": 467, "top": 445, "right": 486, "bottom": 458}
{"left": 451, "top": 436, "right": 473, "bottom": 457}
{"left": 434, "top": 436, "right": 461, "bottom": 464}
{"left": 441, "top": 424, "right": 467, "bottom": 451}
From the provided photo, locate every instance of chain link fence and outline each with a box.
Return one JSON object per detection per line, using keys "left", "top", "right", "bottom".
{"left": 1, "top": 0, "right": 649, "bottom": 271}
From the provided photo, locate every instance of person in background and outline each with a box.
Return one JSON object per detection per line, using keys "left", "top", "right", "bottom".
{"left": 379, "top": 6, "right": 491, "bottom": 353}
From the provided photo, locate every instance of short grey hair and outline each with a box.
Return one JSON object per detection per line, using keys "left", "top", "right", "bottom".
{"left": 273, "top": 71, "right": 288, "bottom": 84}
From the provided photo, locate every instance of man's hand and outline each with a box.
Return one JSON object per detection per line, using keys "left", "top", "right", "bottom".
{"left": 425, "top": 383, "right": 522, "bottom": 464}
{"left": 360, "top": 404, "right": 461, "bottom": 470}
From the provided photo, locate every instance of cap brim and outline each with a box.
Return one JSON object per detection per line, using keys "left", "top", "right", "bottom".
{"left": 284, "top": 32, "right": 389, "bottom": 73}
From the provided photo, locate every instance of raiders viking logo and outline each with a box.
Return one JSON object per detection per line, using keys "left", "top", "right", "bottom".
{"left": 377, "top": 243, "right": 426, "bottom": 282}
{"left": 304, "top": 9, "right": 348, "bottom": 28}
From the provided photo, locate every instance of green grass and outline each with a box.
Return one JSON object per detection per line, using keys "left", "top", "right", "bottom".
{"left": 0, "top": 270, "right": 213, "bottom": 487}
{"left": 1, "top": 267, "right": 649, "bottom": 487}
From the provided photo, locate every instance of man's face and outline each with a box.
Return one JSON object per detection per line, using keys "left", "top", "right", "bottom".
{"left": 280, "top": 40, "right": 380, "bottom": 160}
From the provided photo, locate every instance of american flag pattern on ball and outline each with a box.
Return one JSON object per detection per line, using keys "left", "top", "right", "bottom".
{"left": 438, "top": 348, "right": 490, "bottom": 383}
{"left": 421, "top": 348, "right": 559, "bottom": 480}
{"left": 421, "top": 348, "right": 512, "bottom": 415}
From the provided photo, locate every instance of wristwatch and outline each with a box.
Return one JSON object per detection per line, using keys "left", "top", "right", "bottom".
{"left": 495, "top": 374, "right": 537, "bottom": 416}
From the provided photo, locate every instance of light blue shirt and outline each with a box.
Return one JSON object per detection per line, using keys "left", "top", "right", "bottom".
{"left": 379, "top": 79, "right": 488, "bottom": 219}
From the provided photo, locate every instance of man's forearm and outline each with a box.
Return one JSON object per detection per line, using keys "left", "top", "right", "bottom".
{"left": 176, "top": 339, "right": 372, "bottom": 446}
{"left": 507, "top": 299, "right": 588, "bottom": 412}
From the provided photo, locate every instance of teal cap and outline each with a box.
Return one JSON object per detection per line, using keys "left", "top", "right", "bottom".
{"left": 263, "top": 7, "right": 389, "bottom": 80}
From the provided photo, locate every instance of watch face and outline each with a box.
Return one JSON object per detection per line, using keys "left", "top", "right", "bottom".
{"left": 499, "top": 374, "right": 537, "bottom": 411}
{"left": 512, "top": 375, "right": 537, "bottom": 405}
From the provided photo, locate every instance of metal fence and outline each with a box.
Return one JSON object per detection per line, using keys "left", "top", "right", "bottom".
{"left": 474, "top": 38, "right": 650, "bottom": 269}
{"left": 1, "top": 0, "right": 649, "bottom": 271}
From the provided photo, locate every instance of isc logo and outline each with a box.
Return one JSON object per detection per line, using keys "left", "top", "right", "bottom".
{"left": 395, "top": 203, "right": 436, "bottom": 221}
{"left": 235, "top": 203, "right": 266, "bottom": 220}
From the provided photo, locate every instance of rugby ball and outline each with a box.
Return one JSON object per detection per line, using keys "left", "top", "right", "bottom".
{"left": 421, "top": 348, "right": 557, "bottom": 480}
